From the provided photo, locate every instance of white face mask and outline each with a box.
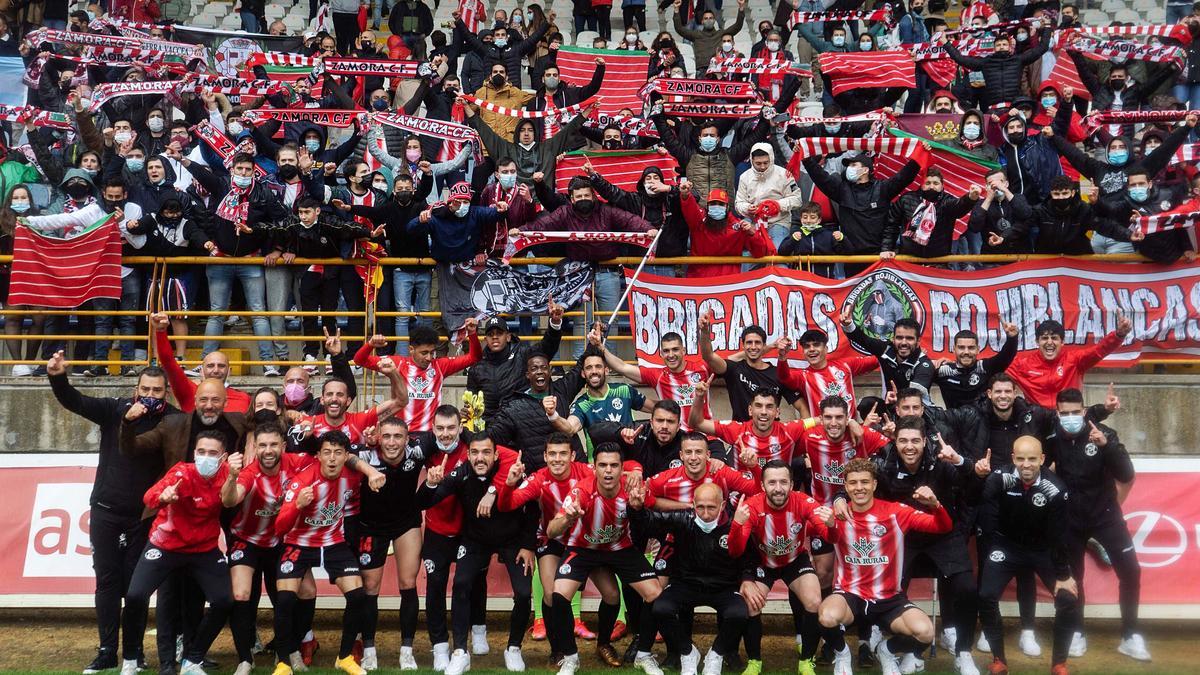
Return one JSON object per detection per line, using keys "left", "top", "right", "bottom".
{"left": 766, "top": 41, "right": 781, "bottom": 52}
{"left": 626, "top": 33, "right": 638, "bottom": 43}
{"left": 147, "top": 117, "right": 165, "bottom": 132}
{"left": 114, "top": 131, "right": 133, "bottom": 145}
{"left": 436, "top": 436, "right": 458, "bottom": 453}
{"left": 227, "top": 122, "right": 243, "bottom": 136}
{"left": 195, "top": 455, "right": 221, "bottom": 478}
{"left": 694, "top": 515, "right": 718, "bottom": 533}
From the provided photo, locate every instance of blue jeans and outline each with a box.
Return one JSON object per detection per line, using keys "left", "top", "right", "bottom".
{"left": 372, "top": 0, "right": 390, "bottom": 28}
{"left": 393, "top": 268, "right": 432, "bottom": 356}
{"left": 1168, "top": 2, "right": 1192, "bottom": 25}
{"left": 1091, "top": 234, "right": 1135, "bottom": 254}
{"left": 264, "top": 265, "right": 294, "bottom": 361}
{"left": 240, "top": 11, "right": 261, "bottom": 32}
{"left": 767, "top": 223, "right": 790, "bottom": 249}
{"left": 574, "top": 14, "right": 598, "bottom": 36}
{"left": 93, "top": 273, "right": 142, "bottom": 362}
{"left": 1175, "top": 83, "right": 1200, "bottom": 110}
{"left": 204, "top": 264, "right": 273, "bottom": 362}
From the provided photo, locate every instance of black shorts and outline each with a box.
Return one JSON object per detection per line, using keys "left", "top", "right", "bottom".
{"left": 278, "top": 542, "right": 361, "bottom": 581}
{"left": 536, "top": 538, "right": 567, "bottom": 560}
{"left": 744, "top": 552, "right": 816, "bottom": 587}
{"left": 342, "top": 514, "right": 362, "bottom": 554}
{"left": 809, "top": 533, "right": 835, "bottom": 557}
{"left": 227, "top": 535, "right": 280, "bottom": 571}
{"left": 358, "top": 522, "right": 422, "bottom": 570}
{"left": 556, "top": 546, "right": 656, "bottom": 585}
{"left": 835, "top": 590, "right": 919, "bottom": 628}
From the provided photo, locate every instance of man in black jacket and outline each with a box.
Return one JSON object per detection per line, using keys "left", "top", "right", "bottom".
{"left": 589, "top": 400, "right": 685, "bottom": 479}
{"left": 970, "top": 169, "right": 1034, "bottom": 254}
{"left": 934, "top": 323, "right": 1018, "bottom": 409}
{"left": 881, "top": 168, "right": 981, "bottom": 258}
{"left": 1122, "top": 169, "right": 1196, "bottom": 264}
{"left": 630, "top": 481, "right": 749, "bottom": 675}
{"left": 488, "top": 351, "right": 588, "bottom": 472}
{"left": 526, "top": 61, "right": 606, "bottom": 114}
{"left": 454, "top": 14, "right": 550, "bottom": 89}
{"left": 1023, "top": 176, "right": 1094, "bottom": 254}
{"left": 467, "top": 312, "right": 564, "bottom": 421}
{"left": 416, "top": 432, "right": 536, "bottom": 675}
{"left": 48, "top": 352, "right": 174, "bottom": 674}
{"left": 941, "top": 28, "right": 1052, "bottom": 110}
{"left": 840, "top": 307, "right": 936, "bottom": 406}
{"left": 585, "top": 164, "right": 689, "bottom": 262}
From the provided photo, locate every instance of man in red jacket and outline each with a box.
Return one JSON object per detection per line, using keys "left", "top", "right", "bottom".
{"left": 121, "top": 431, "right": 234, "bottom": 675}
{"left": 682, "top": 186, "right": 776, "bottom": 278}
{"left": 1008, "top": 316, "right": 1132, "bottom": 407}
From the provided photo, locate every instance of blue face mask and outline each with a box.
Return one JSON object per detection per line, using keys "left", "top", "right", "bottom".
{"left": 454, "top": 203, "right": 470, "bottom": 217}
{"left": 494, "top": 38, "right": 508, "bottom": 48}
{"left": 138, "top": 395, "right": 166, "bottom": 416}
{"left": 194, "top": 454, "right": 221, "bottom": 478}
{"left": 845, "top": 165, "right": 865, "bottom": 181}
{"left": 707, "top": 205, "right": 727, "bottom": 220}
{"left": 831, "top": 35, "right": 846, "bottom": 47}
{"left": 232, "top": 175, "right": 253, "bottom": 189}
{"left": 10, "top": 201, "right": 29, "bottom": 213}
{"left": 962, "top": 122, "right": 981, "bottom": 140}
{"left": 1058, "top": 413, "right": 1085, "bottom": 435}
{"left": 824, "top": 123, "right": 842, "bottom": 134}
{"left": 699, "top": 136, "right": 719, "bottom": 152}
{"left": 126, "top": 158, "right": 144, "bottom": 172}
{"left": 305, "top": 138, "right": 321, "bottom": 153}
{"left": 1041, "top": 96, "right": 1057, "bottom": 109}
{"left": 1108, "top": 149, "right": 1129, "bottom": 166}
{"left": 1128, "top": 186, "right": 1149, "bottom": 202}
{"left": 371, "top": 98, "right": 389, "bottom": 111}
{"left": 498, "top": 173, "right": 517, "bottom": 189}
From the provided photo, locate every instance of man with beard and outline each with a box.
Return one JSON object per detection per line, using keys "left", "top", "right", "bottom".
{"left": 642, "top": 432, "right": 762, "bottom": 511}
{"left": 549, "top": 351, "right": 656, "bottom": 451}
{"left": 416, "top": 433, "right": 533, "bottom": 675}
{"left": 469, "top": 309, "right": 564, "bottom": 422}
{"left": 815, "top": 458, "right": 953, "bottom": 675}
{"left": 220, "top": 423, "right": 318, "bottom": 675}
{"left": 776, "top": 331, "right": 878, "bottom": 420}
{"left": 833, "top": 418, "right": 987, "bottom": 675}
{"left": 699, "top": 316, "right": 801, "bottom": 420}
{"left": 976, "top": 437, "right": 1080, "bottom": 675}
{"left": 933, "top": 323, "right": 1018, "bottom": 409}
{"left": 690, "top": 382, "right": 808, "bottom": 472}
{"left": 1008, "top": 316, "right": 1132, "bottom": 408}
{"left": 729, "top": 460, "right": 831, "bottom": 675}
{"left": 290, "top": 365, "right": 408, "bottom": 452}
{"left": 354, "top": 417, "right": 427, "bottom": 670}
{"left": 279, "top": 328, "right": 358, "bottom": 414}
{"left": 589, "top": 400, "right": 686, "bottom": 479}
{"left": 547, "top": 444, "right": 664, "bottom": 675}
{"left": 1046, "top": 389, "right": 1147, "bottom": 663}
{"left": 498, "top": 434, "right": 623, "bottom": 663}
{"left": 630, "top": 481, "right": 750, "bottom": 675}
{"left": 48, "top": 352, "right": 175, "bottom": 674}
{"left": 489, "top": 351, "right": 589, "bottom": 472}
{"left": 120, "top": 379, "right": 247, "bottom": 467}
{"left": 939, "top": 29, "right": 1052, "bottom": 111}
{"left": 150, "top": 313, "right": 251, "bottom": 413}
{"left": 840, "top": 306, "right": 935, "bottom": 406}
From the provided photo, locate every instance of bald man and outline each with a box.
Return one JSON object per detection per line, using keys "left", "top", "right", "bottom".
{"left": 151, "top": 312, "right": 252, "bottom": 413}
{"left": 628, "top": 481, "right": 749, "bottom": 675}
{"left": 121, "top": 378, "right": 250, "bottom": 469}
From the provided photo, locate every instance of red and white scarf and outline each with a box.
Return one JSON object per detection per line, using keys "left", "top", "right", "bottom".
{"left": 245, "top": 52, "right": 320, "bottom": 69}
{"left": 904, "top": 200, "right": 938, "bottom": 245}
{"left": 503, "top": 231, "right": 657, "bottom": 262}
{"left": 243, "top": 108, "right": 365, "bottom": 128}
{"left": 375, "top": 112, "right": 484, "bottom": 162}
{"left": 707, "top": 56, "right": 812, "bottom": 76}
{"left": 88, "top": 80, "right": 181, "bottom": 112}
{"left": 0, "top": 104, "right": 75, "bottom": 131}
{"left": 1075, "top": 23, "right": 1193, "bottom": 45}
{"left": 789, "top": 4, "right": 895, "bottom": 28}
{"left": 787, "top": 110, "right": 891, "bottom": 127}
{"left": 583, "top": 111, "right": 658, "bottom": 139}
{"left": 322, "top": 57, "right": 423, "bottom": 78}
{"left": 27, "top": 27, "right": 206, "bottom": 61}
{"left": 661, "top": 102, "right": 765, "bottom": 118}
{"left": 461, "top": 93, "right": 596, "bottom": 120}
{"left": 192, "top": 121, "right": 268, "bottom": 177}
{"left": 1083, "top": 109, "right": 1199, "bottom": 134}
{"left": 1134, "top": 202, "right": 1200, "bottom": 235}
{"left": 215, "top": 181, "right": 252, "bottom": 226}
{"left": 190, "top": 74, "right": 286, "bottom": 98}
{"left": 640, "top": 77, "right": 759, "bottom": 100}
{"left": 1063, "top": 32, "right": 1186, "bottom": 70}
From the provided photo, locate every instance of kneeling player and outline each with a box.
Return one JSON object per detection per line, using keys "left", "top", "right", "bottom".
{"left": 816, "top": 458, "right": 953, "bottom": 675}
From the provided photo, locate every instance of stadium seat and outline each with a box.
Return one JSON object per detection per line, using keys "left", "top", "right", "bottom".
{"left": 677, "top": 42, "right": 696, "bottom": 70}
{"left": 192, "top": 14, "right": 219, "bottom": 27}
{"left": 265, "top": 5, "right": 285, "bottom": 20}
{"left": 1130, "top": 0, "right": 1159, "bottom": 10}
{"left": 639, "top": 30, "right": 657, "bottom": 46}
{"left": 1114, "top": 8, "right": 1141, "bottom": 22}
{"left": 1100, "top": 0, "right": 1126, "bottom": 14}
{"left": 1082, "top": 8, "right": 1110, "bottom": 25}
{"left": 1148, "top": 7, "right": 1167, "bottom": 21}
{"left": 576, "top": 30, "right": 598, "bottom": 47}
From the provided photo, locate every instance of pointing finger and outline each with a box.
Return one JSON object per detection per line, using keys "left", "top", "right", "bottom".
{"left": 1108, "top": 382, "right": 1115, "bottom": 397}
{"left": 985, "top": 449, "right": 992, "bottom": 460}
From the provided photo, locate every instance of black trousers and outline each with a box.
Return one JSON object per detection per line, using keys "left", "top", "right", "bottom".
{"left": 451, "top": 542, "right": 532, "bottom": 650}
{"left": 653, "top": 582, "right": 747, "bottom": 656}
{"left": 332, "top": 12, "right": 361, "bottom": 54}
{"left": 299, "top": 268, "right": 365, "bottom": 357}
{"left": 422, "top": 531, "right": 488, "bottom": 646}
{"left": 90, "top": 507, "right": 151, "bottom": 659}
{"left": 622, "top": 5, "right": 646, "bottom": 30}
{"left": 1067, "top": 516, "right": 1141, "bottom": 638}
{"left": 126, "top": 546, "right": 233, "bottom": 665}
{"left": 154, "top": 571, "right": 205, "bottom": 667}
{"left": 979, "top": 541, "right": 1079, "bottom": 665}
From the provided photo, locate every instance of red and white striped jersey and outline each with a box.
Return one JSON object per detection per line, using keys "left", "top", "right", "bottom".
{"left": 301, "top": 409, "right": 380, "bottom": 446}
{"left": 639, "top": 360, "right": 712, "bottom": 431}
{"left": 777, "top": 356, "right": 878, "bottom": 417}
{"left": 499, "top": 461, "right": 595, "bottom": 542}
{"left": 559, "top": 477, "right": 634, "bottom": 551}
{"left": 713, "top": 419, "right": 809, "bottom": 470}
{"left": 643, "top": 464, "right": 761, "bottom": 508}
{"left": 354, "top": 339, "right": 481, "bottom": 432}
{"left": 231, "top": 453, "right": 316, "bottom": 547}
{"left": 276, "top": 464, "right": 363, "bottom": 548}
{"left": 728, "top": 491, "right": 829, "bottom": 568}
{"left": 828, "top": 498, "right": 952, "bottom": 601}
{"left": 802, "top": 426, "right": 890, "bottom": 503}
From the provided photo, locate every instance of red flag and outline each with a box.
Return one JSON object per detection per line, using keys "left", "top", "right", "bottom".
{"left": 818, "top": 51, "right": 916, "bottom": 96}
{"left": 555, "top": 149, "right": 680, "bottom": 194}
{"left": 920, "top": 59, "right": 957, "bottom": 88}
{"left": 8, "top": 214, "right": 122, "bottom": 308}
{"left": 557, "top": 46, "right": 648, "bottom": 116}
{"left": 1046, "top": 50, "right": 1091, "bottom": 101}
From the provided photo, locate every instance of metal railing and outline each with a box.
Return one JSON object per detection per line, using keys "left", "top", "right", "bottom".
{"left": 0, "top": 253, "right": 1192, "bottom": 371}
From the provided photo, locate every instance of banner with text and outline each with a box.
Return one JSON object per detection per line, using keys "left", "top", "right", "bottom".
{"left": 627, "top": 261, "right": 1200, "bottom": 367}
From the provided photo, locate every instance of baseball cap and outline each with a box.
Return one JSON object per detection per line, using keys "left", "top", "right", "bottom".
{"left": 484, "top": 317, "right": 508, "bottom": 333}
{"left": 706, "top": 188, "right": 729, "bottom": 204}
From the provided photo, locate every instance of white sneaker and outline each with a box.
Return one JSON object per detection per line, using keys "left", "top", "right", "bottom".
{"left": 179, "top": 661, "right": 207, "bottom": 675}
{"left": 555, "top": 653, "right": 580, "bottom": 675}
{"left": 470, "top": 625, "right": 489, "bottom": 655}
{"left": 362, "top": 646, "right": 378, "bottom": 671}
{"left": 399, "top": 646, "right": 418, "bottom": 670}
{"left": 11, "top": 364, "right": 33, "bottom": 377}
{"left": 680, "top": 646, "right": 701, "bottom": 675}
{"left": 875, "top": 639, "right": 901, "bottom": 675}
{"left": 941, "top": 627, "right": 958, "bottom": 652}
{"left": 1019, "top": 628, "right": 1042, "bottom": 657}
{"left": 303, "top": 353, "right": 319, "bottom": 375}
{"left": 120, "top": 659, "right": 139, "bottom": 675}
{"left": 289, "top": 651, "right": 309, "bottom": 672}
{"left": 503, "top": 646, "right": 525, "bottom": 672}
{"left": 324, "top": 354, "right": 334, "bottom": 375}
{"left": 976, "top": 632, "right": 991, "bottom": 653}
{"left": 832, "top": 645, "right": 854, "bottom": 675}
{"left": 1068, "top": 632, "right": 1087, "bottom": 658}
{"left": 955, "top": 651, "right": 979, "bottom": 675}
{"left": 869, "top": 624, "right": 884, "bottom": 652}
{"left": 701, "top": 649, "right": 723, "bottom": 675}
{"left": 445, "top": 649, "right": 471, "bottom": 675}
{"left": 234, "top": 662, "right": 254, "bottom": 675}
{"left": 899, "top": 653, "right": 924, "bottom": 674}
{"left": 263, "top": 365, "right": 281, "bottom": 377}
{"left": 432, "top": 643, "right": 450, "bottom": 672}
{"left": 634, "top": 654, "right": 665, "bottom": 675}
{"left": 1118, "top": 633, "right": 1151, "bottom": 661}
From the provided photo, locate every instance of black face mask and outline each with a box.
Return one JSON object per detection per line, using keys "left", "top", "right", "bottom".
{"left": 1006, "top": 132, "right": 1026, "bottom": 146}
{"left": 158, "top": 215, "right": 181, "bottom": 227}
{"left": 65, "top": 183, "right": 90, "bottom": 199}
{"left": 103, "top": 199, "right": 123, "bottom": 211}
{"left": 572, "top": 198, "right": 595, "bottom": 215}
{"left": 602, "top": 139, "right": 622, "bottom": 150}
{"left": 1050, "top": 196, "right": 1073, "bottom": 211}
{"left": 1110, "top": 79, "right": 1126, "bottom": 90}
{"left": 252, "top": 408, "right": 278, "bottom": 425}
{"left": 277, "top": 164, "right": 300, "bottom": 181}
{"left": 490, "top": 74, "right": 506, "bottom": 88}
{"left": 394, "top": 189, "right": 414, "bottom": 203}
{"left": 921, "top": 189, "right": 941, "bottom": 201}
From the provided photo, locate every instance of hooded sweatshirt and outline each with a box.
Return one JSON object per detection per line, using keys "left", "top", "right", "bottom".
{"left": 735, "top": 142, "right": 804, "bottom": 228}
{"left": 587, "top": 166, "right": 689, "bottom": 258}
